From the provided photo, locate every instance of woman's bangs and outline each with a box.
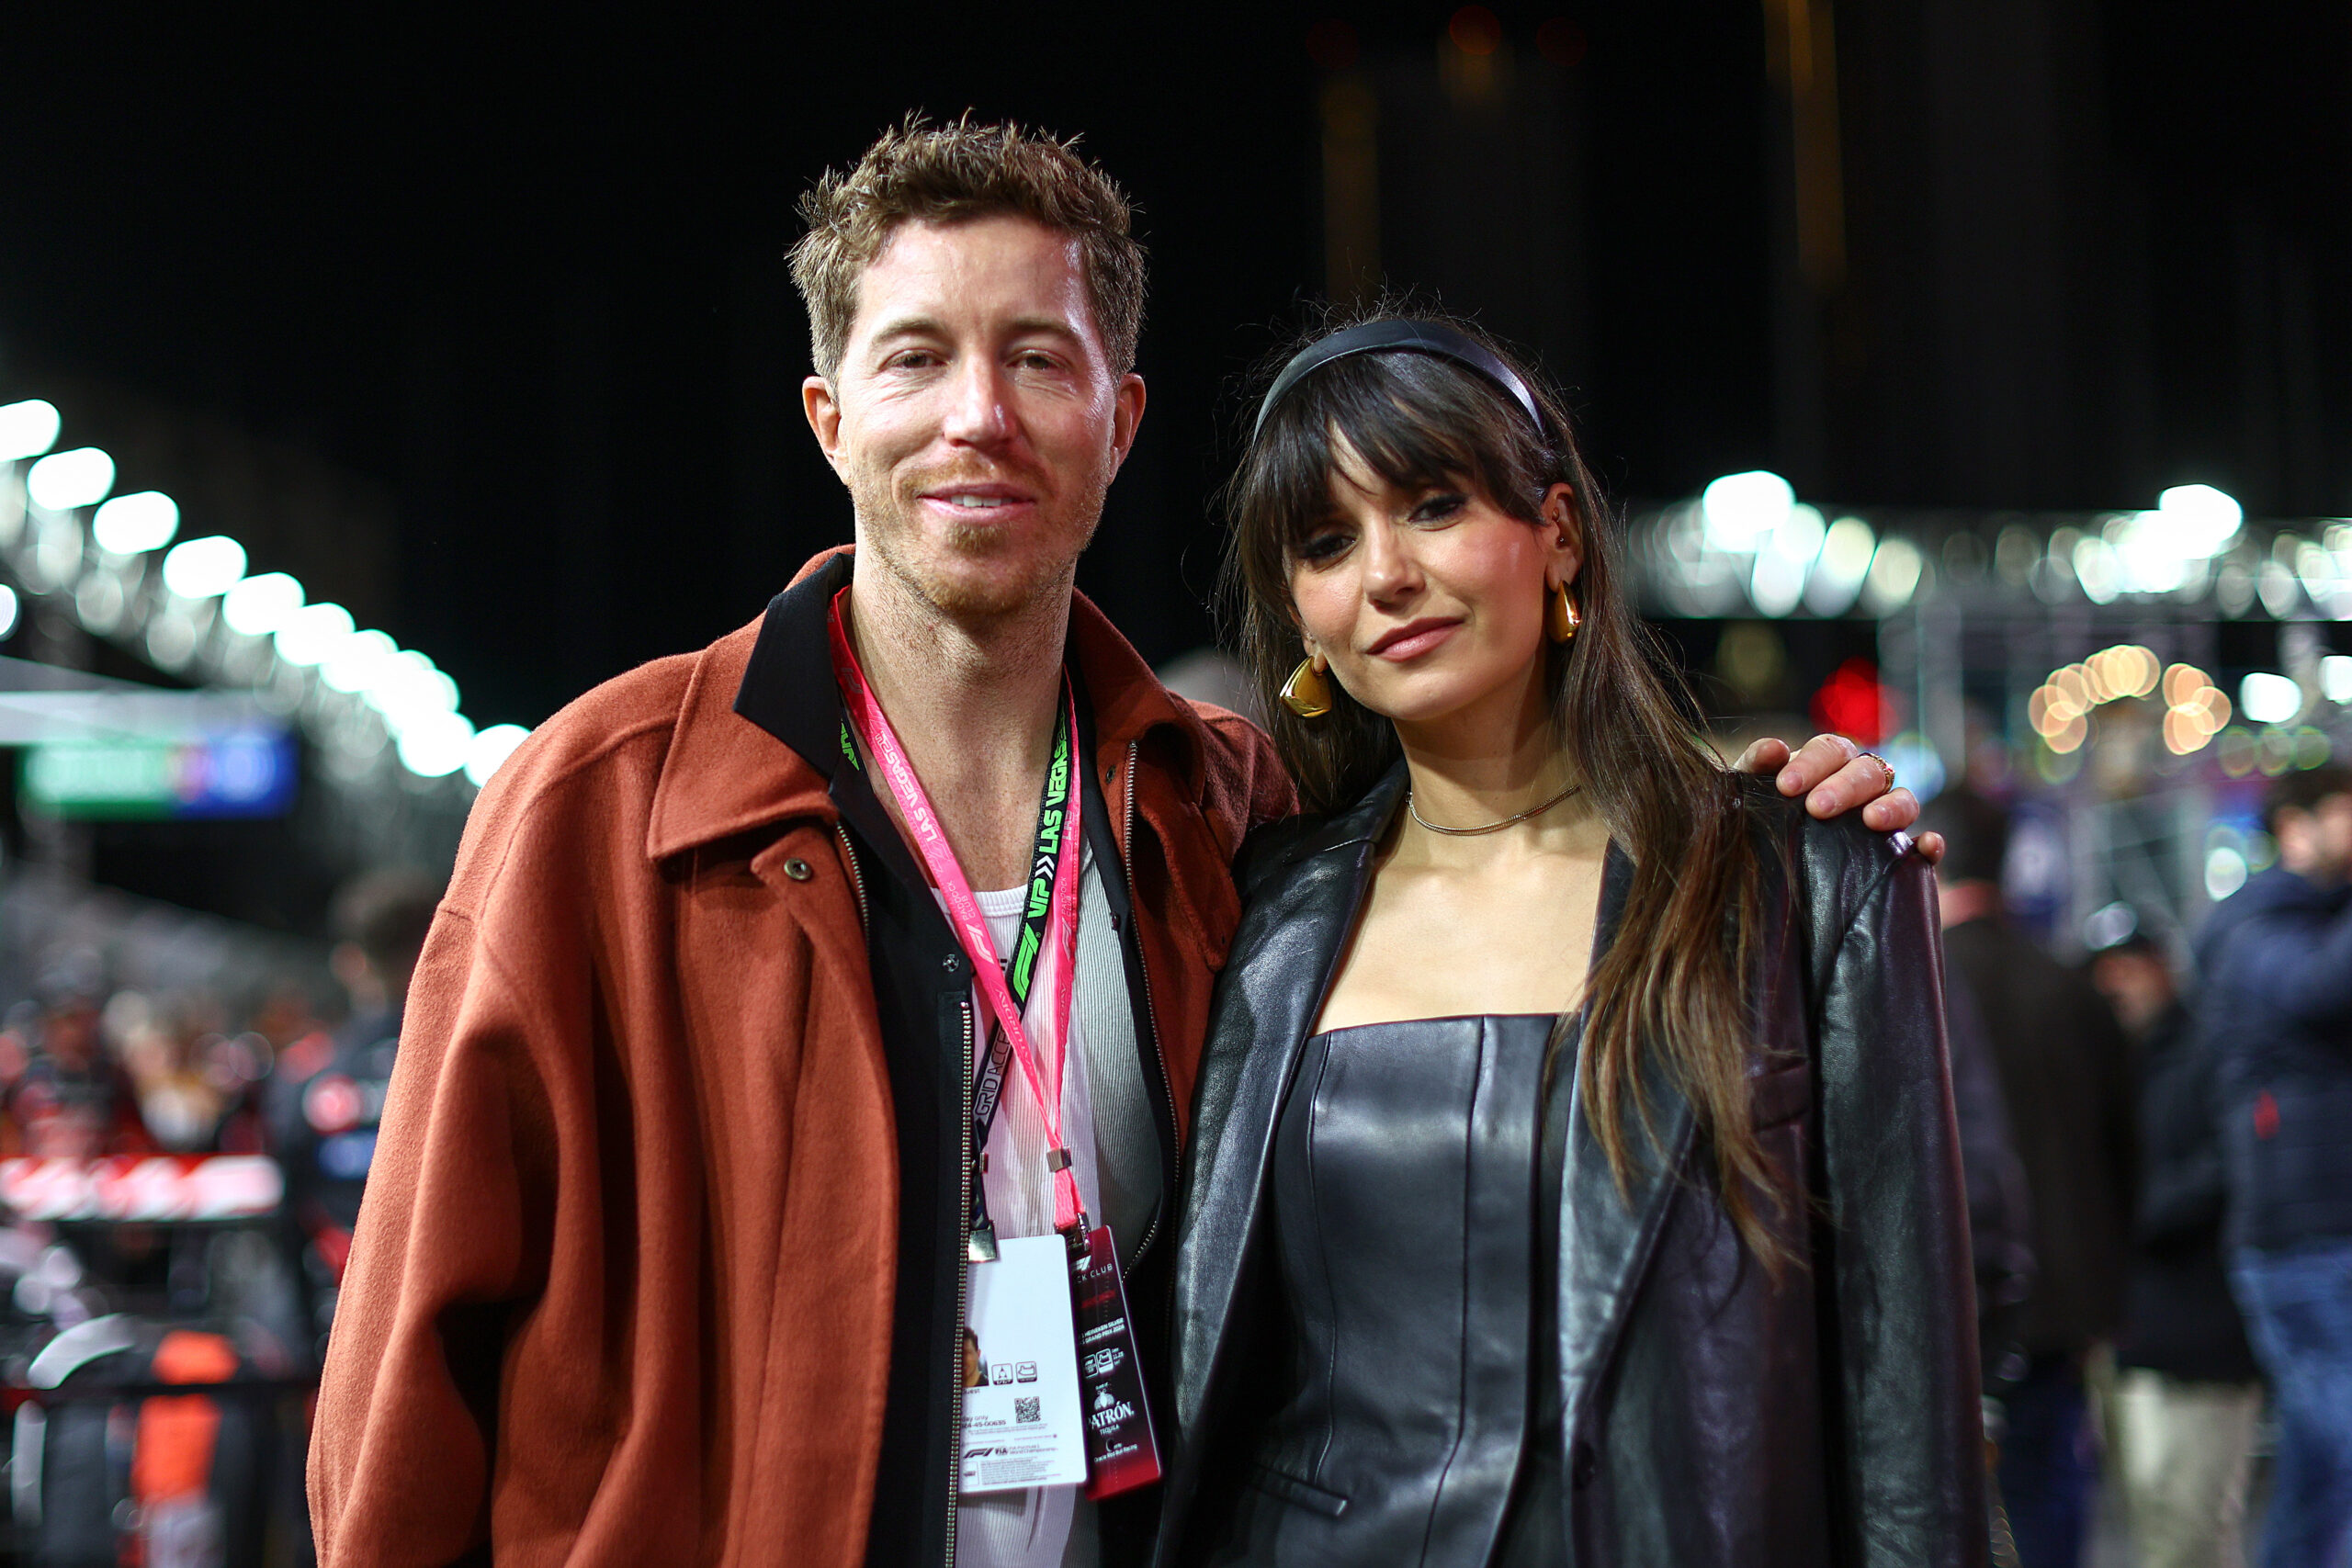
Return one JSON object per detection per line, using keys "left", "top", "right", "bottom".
{"left": 1260, "top": 361, "right": 1487, "bottom": 556}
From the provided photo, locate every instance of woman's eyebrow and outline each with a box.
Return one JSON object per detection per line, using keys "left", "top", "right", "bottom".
{"left": 1292, "top": 499, "right": 1352, "bottom": 536}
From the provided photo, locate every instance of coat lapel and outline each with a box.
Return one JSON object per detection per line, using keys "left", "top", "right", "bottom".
{"left": 1169, "top": 768, "right": 1406, "bottom": 1438}
{"left": 1554, "top": 861, "right": 1698, "bottom": 1435}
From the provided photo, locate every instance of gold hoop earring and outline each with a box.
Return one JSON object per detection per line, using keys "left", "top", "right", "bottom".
{"left": 1280, "top": 654, "right": 1334, "bottom": 718}
{"left": 1546, "top": 582, "right": 1582, "bottom": 644}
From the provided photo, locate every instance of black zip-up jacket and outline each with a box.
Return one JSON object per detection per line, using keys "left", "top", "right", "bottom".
{"left": 732, "top": 558, "right": 1182, "bottom": 1567}
{"left": 1159, "top": 773, "right": 1985, "bottom": 1568}
{"left": 2115, "top": 999, "right": 2259, "bottom": 1382}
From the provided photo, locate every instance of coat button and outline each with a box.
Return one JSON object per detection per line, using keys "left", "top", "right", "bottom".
{"left": 942, "top": 952, "right": 963, "bottom": 975}
{"left": 782, "top": 857, "right": 813, "bottom": 882}
{"left": 1570, "top": 1440, "right": 1598, "bottom": 1489}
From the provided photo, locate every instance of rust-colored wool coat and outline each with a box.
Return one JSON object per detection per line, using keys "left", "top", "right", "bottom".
{"left": 309, "top": 558, "right": 1293, "bottom": 1567}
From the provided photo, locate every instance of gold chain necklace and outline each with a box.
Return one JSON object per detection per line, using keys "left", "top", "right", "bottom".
{"left": 1407, "top": 782, "right": 1584, "bottom": 837}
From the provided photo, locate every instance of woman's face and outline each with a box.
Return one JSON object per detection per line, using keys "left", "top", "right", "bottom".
{"left": 1288, "top": 442, "right": 1581, "bottom": 733}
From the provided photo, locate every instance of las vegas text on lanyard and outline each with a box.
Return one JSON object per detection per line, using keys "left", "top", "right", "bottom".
{"left": 825, "top": 589, "right": 1087, "bottom": 1240}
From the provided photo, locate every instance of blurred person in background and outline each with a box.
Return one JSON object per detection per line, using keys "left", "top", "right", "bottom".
{"left": 111, "top": 990, "right": 221, "bottom": 1152}
{"left": 4, "top": 964, "right": 155, "bottom": 1159}
{"left": 1922, "top": 787, "right": 2135, "bottom": 1568}
{"left": 266, "top": 867, "right": 444, "bottom": 1353}
{"left": 1944, "top": 968, "right": 2038, "bottom": 1405}
{"left": 2089, "top": 925, "right": 2262, "bottom": 1568}
{"left": 2199, "top": 764, "right": 2352, "bottom": 1568}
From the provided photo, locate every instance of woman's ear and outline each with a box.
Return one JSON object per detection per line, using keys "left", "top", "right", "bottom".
{"left": 1541, "top": 482, "right": 1585, "bottom": 587}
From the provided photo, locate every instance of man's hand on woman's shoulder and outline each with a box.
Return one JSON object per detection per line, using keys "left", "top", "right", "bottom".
{"left": 1733, "top": 733, "right": 1946, "bottom": 865}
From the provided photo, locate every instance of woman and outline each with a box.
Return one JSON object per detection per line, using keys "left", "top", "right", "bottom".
{"left": 1156, "top": 315, "right": 1984, "bottom": 1567}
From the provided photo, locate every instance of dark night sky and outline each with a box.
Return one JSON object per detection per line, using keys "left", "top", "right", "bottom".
{"left": 0, "top": 4, "right": 2343, "bottom": 732}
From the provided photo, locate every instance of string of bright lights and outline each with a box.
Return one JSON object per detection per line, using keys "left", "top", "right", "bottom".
{"left": 0, "top": 395, "right": 529, "bottom": 788}
{"left": 1642, "top": 468, "right": 2352, "bottom": 624}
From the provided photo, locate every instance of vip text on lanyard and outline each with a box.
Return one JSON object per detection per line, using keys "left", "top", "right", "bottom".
{"left": 826, "top": 587, "right": 1090, "bottom": 1238}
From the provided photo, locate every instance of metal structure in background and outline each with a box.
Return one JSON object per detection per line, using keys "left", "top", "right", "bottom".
{"left": 0, "top": 396, "right": 534, "bottom": 885}
{"left": 1634, "top": 471, "right": 2352, "bottom": 959}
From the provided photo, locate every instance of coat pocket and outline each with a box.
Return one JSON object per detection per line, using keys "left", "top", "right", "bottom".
{"left": 1244, "top": 1461, "right": 1349, "bottom": 1517}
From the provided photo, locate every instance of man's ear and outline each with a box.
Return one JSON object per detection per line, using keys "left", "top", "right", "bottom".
{"left": 804, "top": 375, "right": 847, "bottom": 479}
{"left": 1108, "top": 372, "right": 1148, "bottom": 475}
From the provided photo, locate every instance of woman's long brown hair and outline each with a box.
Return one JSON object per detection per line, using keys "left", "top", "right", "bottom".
{"left": 1221, "top": 310, "right": 1786, "bottom": 1260}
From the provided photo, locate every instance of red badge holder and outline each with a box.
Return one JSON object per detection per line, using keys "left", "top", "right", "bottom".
{"left": 1070, "top": 1225, "right": 1161, "bottom": 1497}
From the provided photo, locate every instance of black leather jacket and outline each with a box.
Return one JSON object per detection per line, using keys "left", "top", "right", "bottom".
{"left": 1158, "top": 771, "right": 1986, "bottom": 1568}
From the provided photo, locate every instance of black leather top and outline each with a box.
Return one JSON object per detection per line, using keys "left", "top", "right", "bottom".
{"left": 1211, "top": 1013, "right": 1562, "bottom": 1566}
{"left": 1157, "top": 767, "right": 1988, "bottom": 1568}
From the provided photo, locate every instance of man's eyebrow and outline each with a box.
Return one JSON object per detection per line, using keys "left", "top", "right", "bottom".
{"left": 1003, "top": 315, "right": 1084, "bottom": 342}
{"left": 866, "top": 313, "right": 1088, "bottom": 347}
{"left": 867, "top": 314, "right": 947, "bottom": 345}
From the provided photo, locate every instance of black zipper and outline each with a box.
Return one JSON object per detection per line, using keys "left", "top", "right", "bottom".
{"left": 833, "top": 823, "right": 870, "bottom": 931}
{"left": 944, "top": 994, "right": 973, "bottom": 1566}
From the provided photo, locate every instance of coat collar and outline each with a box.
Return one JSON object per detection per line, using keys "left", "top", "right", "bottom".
{"left": 645, "top": 545, "right": 1218, "bottom": 863}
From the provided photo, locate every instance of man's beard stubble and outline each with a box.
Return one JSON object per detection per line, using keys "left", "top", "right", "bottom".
{"left": 848, "top": 463, "right": 1111, "bottom": 625}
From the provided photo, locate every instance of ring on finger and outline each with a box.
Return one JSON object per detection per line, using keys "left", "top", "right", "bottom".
{"left": 1856, "top": 751, "right": 1896, "bottom": 793}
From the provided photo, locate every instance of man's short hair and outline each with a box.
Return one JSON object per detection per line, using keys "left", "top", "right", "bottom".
{"left": 2263, "top": 762, "right": 2352, "bottom": 837}
{"left": 1917, "top": 787, "right": 2012, "bottom": 887}
{"left": 787, "top": 114, "right": 1147, "bottom": 381}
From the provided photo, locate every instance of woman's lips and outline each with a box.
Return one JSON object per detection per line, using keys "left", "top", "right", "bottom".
{"left": 1366, "top": 619, "right": 1461, "bottom": 660}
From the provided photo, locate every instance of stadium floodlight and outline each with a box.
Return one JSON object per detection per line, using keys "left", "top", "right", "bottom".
{"left": 0, "top": 400, "right": 62, "bottom": 462}
{"left": 1804, "top": 516, "right": 1877, "bottom": 616}
{"left": 360, "top": 649, "right": 459, "bottom": 731}
{"left": 464, "top": 723, "right": 532, "bottom": 787}
{"left": 159, "top": 535, "right": 248, "bottom": 599}
{"left": 1701, "top": 470, "right": 1794, "bottom": 552}
{"left": 2238, "top": 671, "right": 2302, "bottom": 727}
{"left": 92, "top": 491, "right": 181, "bottom": 555}
{"left": 321, "top": 629, "right": 399, "bottom": 694}
{"left": 26, "top": 447, "right": 115, "bottom": 512}
{"left": 220, "top": 572, "right": 305, "bottom": 637}
{"left": 0, "top": 586, "right": 18, "bottom": 639}
{"left": 396, "top": 710, "right": 476, "bottom": 777}
{"left": 2324, "top": 655, "right": 2352, "bottom": 706}
{"left": 274, "top": 602, "right": 356, "bottom": 666}
{"left": 2156, "top": 484, "right": 2243, "bottom": 557}
{"left": 1860, "top": 537, "right": 1925, "bottom": 614}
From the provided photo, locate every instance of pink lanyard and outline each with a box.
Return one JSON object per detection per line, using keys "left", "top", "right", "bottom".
{"left": 827, "top": 589, "right": 1089, "bottom": 1234}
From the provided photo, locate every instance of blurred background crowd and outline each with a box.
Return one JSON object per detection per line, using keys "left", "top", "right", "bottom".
{"left": 0, "top": 3, "right": 2346, "bottom": 1564}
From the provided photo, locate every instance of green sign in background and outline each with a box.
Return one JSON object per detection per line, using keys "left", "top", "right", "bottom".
{"left": 22, "top": 741, "right": 181, "bottom": 817}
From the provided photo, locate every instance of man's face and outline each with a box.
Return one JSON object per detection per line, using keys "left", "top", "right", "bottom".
{"left": 2310, "top": 793, "right": 2352, "bottom": 883}
{"left": 2089, "top": 948, "right": 2175, "bottom": 1038}
{"left": 804, "top": 214, "right": 1146, "bottom": 623}
{"left": 2278, "top": 792, "right": 2352, "bottom": 885}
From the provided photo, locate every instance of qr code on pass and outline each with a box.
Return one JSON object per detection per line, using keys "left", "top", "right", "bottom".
{"left": 1013, "top": 1397, "right": 1041, "bottom": 1424}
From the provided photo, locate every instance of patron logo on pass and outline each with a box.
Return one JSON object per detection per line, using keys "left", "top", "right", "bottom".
{"left": 1071, "top": 1226, "right": 1161, "bottom": 1497}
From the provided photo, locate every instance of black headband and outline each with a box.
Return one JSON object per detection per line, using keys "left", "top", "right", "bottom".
{"left": 1251, "top": 318, "right": 1549, "bottom": 443}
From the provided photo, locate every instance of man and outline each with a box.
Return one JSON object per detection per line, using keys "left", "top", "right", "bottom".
{"left": 269, "top": 867, "right": 447, "bottom": 1356}
{"left": 2089, "top": 926, "right": 2261, "bottom": 1568}
{"left": 1942, "top": 964, "right": 2036, "bottom": 1403}
{"left": 2200, "top": 763, "right": 2352, "bottom": 1568}
{"left": 1922, "top": 787, "right": 2135, "bottom": 1568}
{"left": 309, "top": 116, "right": 1922, "bottom": 1567}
